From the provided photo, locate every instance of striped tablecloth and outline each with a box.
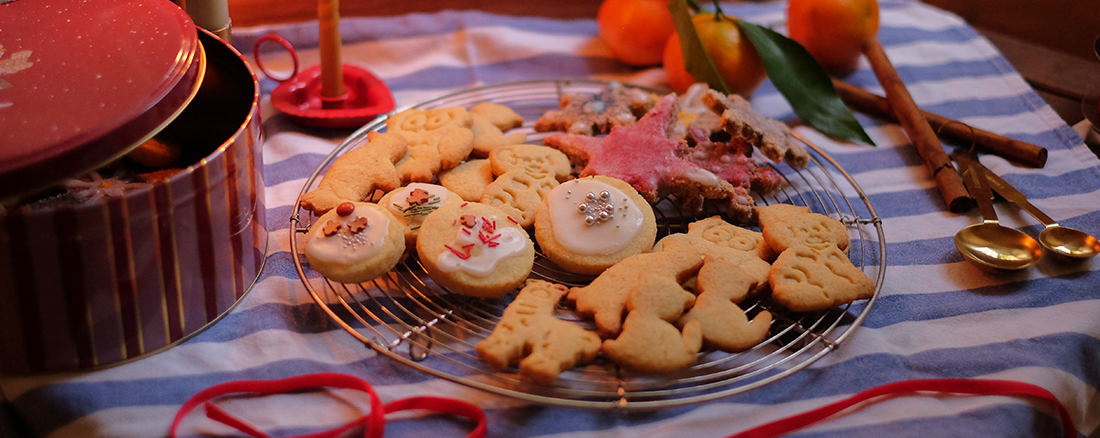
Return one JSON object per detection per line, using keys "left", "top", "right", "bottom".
{"left": 4, "top": 1, "right": 1100, "bottom": 437}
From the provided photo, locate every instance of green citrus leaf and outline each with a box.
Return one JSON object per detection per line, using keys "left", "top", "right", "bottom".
{"left": 668, "top": 0, "right": 728, "bottom": 94}
{"left": 737, "top": 19, "right": 875, "bottom": 145}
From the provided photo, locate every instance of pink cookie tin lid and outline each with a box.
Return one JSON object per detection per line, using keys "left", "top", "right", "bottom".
{"left": 0, "top": 0, "right": 202, "bottom": 201}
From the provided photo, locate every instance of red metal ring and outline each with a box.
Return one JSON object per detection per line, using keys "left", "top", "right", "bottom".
{"left": 252, "top": 34, "right": 300, "bottom": 82}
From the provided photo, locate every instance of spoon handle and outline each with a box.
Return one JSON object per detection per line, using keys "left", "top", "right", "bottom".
{"left": 976, "top": 165, "right": 1058, "bottom": 226}
{"left": 958, "top": 158, "right": 998, "bottom": 223}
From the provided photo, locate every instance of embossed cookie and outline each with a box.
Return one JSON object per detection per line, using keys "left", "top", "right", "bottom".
{"left": 480, "top": 144, "right": 572, "bottom": 228}
{"left": 438, "top": 158, "right": 494, "bottom": 202}
{"left": 476, "top": 279, "right": 602, "bottom": 385}
{"left": 387, "top": 106, "right": 475, "bottom": 183}
{"left": 754, "top": 203, "right": 811, "bottom": 226}
{"left": 534, "top": 176, "right": 657, "bottom": 275}
{"left": 300, "top": 131, "right": 408, "bottom": 214}
{"left": 757, "top": 208, "right": 850, "bottom": 253}
{"left": 568, "top": 239, "right": 703, "bottom": 338}
{"left": 533, "top": 81, "right": 657, "bottom": 136}
{"left": 416, "top": 201, "right": 535, "bottom": 298}
{"left": 600, "top": 273, "right": 702, "bottom": 373}
{"left": 769, "top": 244, "right": 875, "bottom": 312}
{"left": 653, "top": 216, "right": 773, "bottom": 294}
{"left": 676, "top": 256, "right": 771, "bottom": 352}
{"left": 304, "top": 202, "right": 405, "bottom": 284}
{"left": 469, "top": 101, "right": 528, "bottom": 158}
{"left": 379, "top": 183, "right": 463, "bottom": 247}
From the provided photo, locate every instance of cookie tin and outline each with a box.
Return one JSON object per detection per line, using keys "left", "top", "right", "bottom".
{"left": 0, "top": 0, "right": 267, "bottom": 373}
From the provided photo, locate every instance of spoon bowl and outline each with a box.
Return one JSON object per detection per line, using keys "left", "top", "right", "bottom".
{"left": 1038, "top": 225, "right": 1100, "bottom": 259}
{"left": 955, "top": 222, "right": 1043, "bottom": 271}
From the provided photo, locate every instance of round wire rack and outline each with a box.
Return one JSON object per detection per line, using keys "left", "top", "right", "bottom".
{"left": 290, "top": 79, "right": 887, "bottom": 410}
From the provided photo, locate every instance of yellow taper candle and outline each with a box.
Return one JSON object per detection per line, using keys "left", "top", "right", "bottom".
{"left": 318, "top": 0, "right": 345, "bottom": 99}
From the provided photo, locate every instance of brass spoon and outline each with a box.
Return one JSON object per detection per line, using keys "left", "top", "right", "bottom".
{"left": 954, "top": 154, "right": 1043, "bottom": 270}
{"left": 975, "top": 163, "right": 1100, "bottom": 260}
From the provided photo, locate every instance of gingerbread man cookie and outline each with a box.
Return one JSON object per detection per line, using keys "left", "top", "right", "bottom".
{"left": 568, "top": 239, "right": 703, "bottom": 338}
{"left": 480, "top": 144, "right": 572, "bottom": 228}
{"left": 387, "top": 106, "right": 475, "bottom": 183}
{"left": 300, "top": 131, "right": 408, "bottom": 214}
{"left": 600, "top": 273, "right": 702, "bottom": 373}
{"left": 476, "top": 279, "right": 602, "bottom": 385}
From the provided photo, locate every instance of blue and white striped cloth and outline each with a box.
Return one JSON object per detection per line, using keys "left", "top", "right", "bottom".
{"left": 4, "top": 1, "right": 1099, "bottom": 437}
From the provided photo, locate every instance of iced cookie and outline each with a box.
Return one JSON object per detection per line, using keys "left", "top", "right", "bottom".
{"left": 702, "top": 90, "right": 810, "bottom": 168}
{"left": 480, "top": 144, "right": 572, "bottom": 228}
{"left": 304, "top": 202, "right": 405, "bottom": 284}
{"left": 543, "top": 94, "right": 738, "bottom": 212}
{"left": 300, "top": 131, "right": 408, "bottom": 214}
{"left": 416, "top": 202, "right": 535, "bottom": 298}
{"left": 534, "top": 176, "right": 657, "bottom": 275}
{"left": 379, "top": 183, "right": 463, "bottom": 247}
{"left": 387, "top": 106, "right": 475, "bottom": 183}
{"left": 476, "top": 279, "right": 602, "bottom": 385}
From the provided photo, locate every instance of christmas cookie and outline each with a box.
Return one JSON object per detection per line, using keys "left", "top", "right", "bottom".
{"left": 416, "top": 202, "right": 535, "bottom": 298}
{"left": 476, "top": 279, "right": 602, "bottom": 385}
{"left": 534, "top": 176, "right": 657, "bottom": 275}
{"left": 304, "top": 202, "right": 405, "bottom": 284}
{"left": 387, "top": 106, "right": 475, "bottom": 183}
{"left": 533, "top": 81, "right": 657, "bottom": 136}
{"left": 379, "top": 183, "right": 463, "bottom": 247}
{"left": 300, "top": 131, "right": 408, "bottom": 214}
{"left": 480, "top": 144, "right": 572, "bottom": 228}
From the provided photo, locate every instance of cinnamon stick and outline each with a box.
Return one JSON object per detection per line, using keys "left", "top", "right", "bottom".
{"left": 863, "top": 38, "right": 975, "bottom": 213}
{"left": 831, "top": 79, "right": 1048, "bottom": 168}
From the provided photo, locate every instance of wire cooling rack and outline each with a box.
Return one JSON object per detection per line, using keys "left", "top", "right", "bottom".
{"left": 289, "top": 79, "right": 887, "bottom": 409}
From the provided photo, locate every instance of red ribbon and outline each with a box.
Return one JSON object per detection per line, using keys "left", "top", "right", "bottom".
{"left": 726, "top": 378, "right": 1077, "bottom": 438}
{"left": 169, "top": 372, "right": 486, "bottom": 438}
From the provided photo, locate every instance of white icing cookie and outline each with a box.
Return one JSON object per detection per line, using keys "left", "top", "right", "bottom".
{"left": 534, "top": 176, "right": 657, "bottom": 275}
{"left": 416, "top": 201, "right": 535, "bottom": 298}
{"left": 379, "top": 183, "right": 463, "bottom": 248}
{"left": 305, "top": 202, "right": 405, "bottom": 284}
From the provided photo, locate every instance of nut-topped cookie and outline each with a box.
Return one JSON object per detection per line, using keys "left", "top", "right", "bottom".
{"left": 534, "top": 176, "right": 657, "bottom": 275}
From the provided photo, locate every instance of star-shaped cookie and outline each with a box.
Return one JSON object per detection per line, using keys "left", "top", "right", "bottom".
{"left": 543, "top": 94, "right": 737, "bottom": 205}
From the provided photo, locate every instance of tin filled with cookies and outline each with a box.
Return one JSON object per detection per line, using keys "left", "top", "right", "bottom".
{"left": 0, "top": 0, "right": 266, "bottom": 374}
